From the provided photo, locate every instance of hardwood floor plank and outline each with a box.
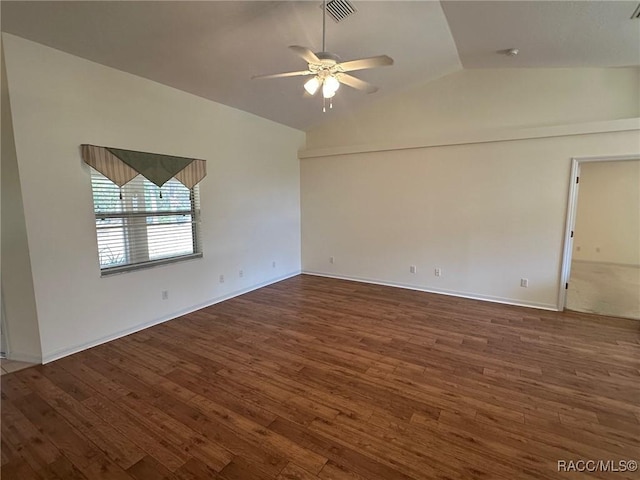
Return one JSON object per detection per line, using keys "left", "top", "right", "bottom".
{"left": 1, "top": 371, "right": 35, "bottom": 400}
{"left": 11, "top": 393, "right": 103, "bottom": 471}
{"left": 2, "top": 275, "right": 638, "bottom": 479}
{"left": 215, "top": 364, "right": 371, "bottom": 422}
{"left": 82, "top": 395, "right": 190, "bottom": 472}
{"left": 1, "top": 399, "right": 61, "bottom": 472}
{"left": 310, "top": 415, "right": 500, "bottom": 480}
{"left": 57, "top": 356, "right": 131, "bottom": 400}
{"left": 218, "top": 456, "right": 281, "bottom": 480}
{"left": 436, "top": 405, "right": 638, "bottom": 480}
{"left": 268, "top": 417, "right": 414, "bottom": 480}
{"left": 317, "top": 460, "right": 369, "bottom": 480}
{"left": 277, "top": 462, "right": 319, "bottom": 480}
{"left": 126, "top": 455, "right": 176, "bottom": 480}
{"left": 38, "top": 456, "right": 89, "bottom": 480}
{"left": 36, "top": 363, "right": 95, "bottom": 402}
{"left": 173, "top": 458, "right": 224, "bottom": 480}
{"left": 148, "top": 394, "right": 235, "bottom": 472}
{"left": 1, "top": 438, "right": 13, "bottom": 466}
{"left": 1, "top": 456, "right": 44, "bottom": 480}
{"left": 78, "top": 457, "right": 136, "bottom": 480}
{"left": 164, "top": 368, "right": 285, "bottom": 427}
{"left": 15, "top": 368, "right": 146, "bottom": 470}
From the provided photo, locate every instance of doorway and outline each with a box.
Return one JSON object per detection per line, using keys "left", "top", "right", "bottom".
{"left": 559, "top": 155, "right": 640, "bottom": 320}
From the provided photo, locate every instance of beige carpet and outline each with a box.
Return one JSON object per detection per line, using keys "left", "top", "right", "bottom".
{"left": 566, "top": 261, "right": 640, "bottom": 320}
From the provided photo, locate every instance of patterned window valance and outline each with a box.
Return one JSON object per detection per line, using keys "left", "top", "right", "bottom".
{"left": 81, "top": 144, "right": 206, "bottom": 189}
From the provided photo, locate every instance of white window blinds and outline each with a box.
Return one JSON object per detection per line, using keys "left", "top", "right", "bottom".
{"left": 90, "top": 168, "right": 202, "bottom": 275}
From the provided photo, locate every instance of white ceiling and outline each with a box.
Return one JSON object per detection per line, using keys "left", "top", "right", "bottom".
{"left": 442, "top": 1, "right": 640, "bottom": 68}
{"left": 2, "top": 1, "right": 638, "bottom": 131}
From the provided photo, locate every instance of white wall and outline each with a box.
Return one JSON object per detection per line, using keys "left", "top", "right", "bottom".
{"left": 2, "top": 34, "right": 304, "bottom": 362}
{"left": 306, "top": 68, "right": 639, "bottom": 150}
{"left": 301, "top": 67, "right": 640, "bottom": 310}
{"left": 301, "top": 132, "right": 639, "bottom": 309}
{"left": 573, "top": 160, "right": 640, "bottom": 266}
{"left": 1, "top": 43, "right": 42, "bottom": 362}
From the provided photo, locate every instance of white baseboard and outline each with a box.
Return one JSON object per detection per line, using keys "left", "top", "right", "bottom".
{"left": 572, "top": 259, "right": 640, "bottom": 268}
{"left": 42, "top": 270, "right": 301, "bottom": 364}
{"left": 303, "top": 271, "right": 559, "bottom": 312}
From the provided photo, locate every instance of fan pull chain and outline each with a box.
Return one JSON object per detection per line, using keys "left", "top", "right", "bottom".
{"left": 119, "top": 187, "right": 123, "bottom": 200}
{"left": 323, "top": 96, "right": 326, "bottom": 113}
{"left": 159, "top": 188, "right": 163, "bottom": 199}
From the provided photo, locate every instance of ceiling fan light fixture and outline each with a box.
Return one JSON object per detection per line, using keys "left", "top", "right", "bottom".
{"left": 322, "top": 75, "right": 340, "bottom": 98}
{"left": 252, "top": 0, "right": 392, "bottom": 110}
{"left": 322, "top": 89, "right": 335, "bottom": 99}
{"left": 304, "top": 76, "right": 321, "bottom": 95}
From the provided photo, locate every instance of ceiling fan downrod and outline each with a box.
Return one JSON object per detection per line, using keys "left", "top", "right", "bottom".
{"left": 320, "top": 0, "right": 335, "bottom": 113}
{"left": 251, "top": 0, "right": 394, "bottom": 110}
{"left": 322, "top": 0, "right": 326, "bottom": 53}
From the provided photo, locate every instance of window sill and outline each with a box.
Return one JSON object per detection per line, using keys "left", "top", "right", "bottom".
{"left": 100, "top": 253, "right": 203, "bottom": 277}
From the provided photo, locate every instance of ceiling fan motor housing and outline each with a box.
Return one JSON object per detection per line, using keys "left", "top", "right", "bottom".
{"left": 315, "top": 51, "right": 342, "bottom": 63}
{"left": 309, "top": 52, "right": 343, "bottom": 80}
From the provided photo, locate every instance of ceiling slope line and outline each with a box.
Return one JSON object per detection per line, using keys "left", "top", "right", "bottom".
{"left": 298, "top": 118, "right": 640, "bottom": 159}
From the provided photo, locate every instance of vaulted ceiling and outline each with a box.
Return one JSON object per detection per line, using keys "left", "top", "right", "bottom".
{"left": 2, "top": 1, "right": 639, "bottom": 131}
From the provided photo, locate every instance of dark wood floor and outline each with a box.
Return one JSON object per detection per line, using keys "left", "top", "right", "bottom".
{"left": 2, "top": 275, "right": 639, "bottom": 479}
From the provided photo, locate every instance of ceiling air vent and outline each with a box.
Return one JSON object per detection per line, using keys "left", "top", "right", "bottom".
{"left": 632, "top": 3, "right": 640, "bottom": 19}
{"left": 325, "top": 0, "right": 357, "bottom": 23}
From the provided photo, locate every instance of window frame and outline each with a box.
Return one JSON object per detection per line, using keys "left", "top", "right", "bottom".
{"left": 90, "top": 168, "right": 203, "bottom": 276}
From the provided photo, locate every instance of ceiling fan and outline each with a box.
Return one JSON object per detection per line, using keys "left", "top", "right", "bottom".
{"left": 252, "top": 0, "right": 393, "bottom": 109}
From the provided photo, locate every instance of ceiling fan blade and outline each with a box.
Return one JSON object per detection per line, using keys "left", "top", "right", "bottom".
{"left": 252, "top": 70, "right": 312, "bottom": 80}
{"left": 289, "top": 45, "right": 321, "bottom": 64}
{"left": 337, "top": 73, "right": 378, "bottom": 94}
{"left": 338, "top": 55, "right": 394, "bottom": 72}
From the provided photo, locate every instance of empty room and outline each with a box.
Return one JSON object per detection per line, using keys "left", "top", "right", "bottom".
{"left": 1, "top": 1, "right": 639, "bottom": 479}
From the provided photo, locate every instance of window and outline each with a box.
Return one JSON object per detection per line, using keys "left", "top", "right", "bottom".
{"left": 90, "top": 168, "right": 202, "bottom": 275}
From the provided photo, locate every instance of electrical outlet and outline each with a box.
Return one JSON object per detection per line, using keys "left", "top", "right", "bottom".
{"left": 161, "top": 290, "right": 168, "bottom": 300}
{"left": 410, "top": 265, "right": 417, "bottom": 274}
{"left": 330, "top": 256, "right": 335, "bottom": 264}
{"left": 219, "top": 274, "right": 225, "bottom": 283}
{"left": 239, "top": 269, "right": 244, "bottom": 278}
{"left": 435, "top": 268, "right": 442, "bottom": 277}
{"left": 576, "top": 246, "right": 581, "bottom": 251}
{"left": 520, "top": 278, "right": 529, "bottom": 288}
{"left": 596, "top": 247, "right": 601, "bottom": 253}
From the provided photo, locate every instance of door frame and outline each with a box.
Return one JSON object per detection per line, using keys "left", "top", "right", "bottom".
{"left": 558, "top": 154, "right": 640, "bottom": 310}
{"left": 1, "top": 287, "right": 8, "bottom": 358}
